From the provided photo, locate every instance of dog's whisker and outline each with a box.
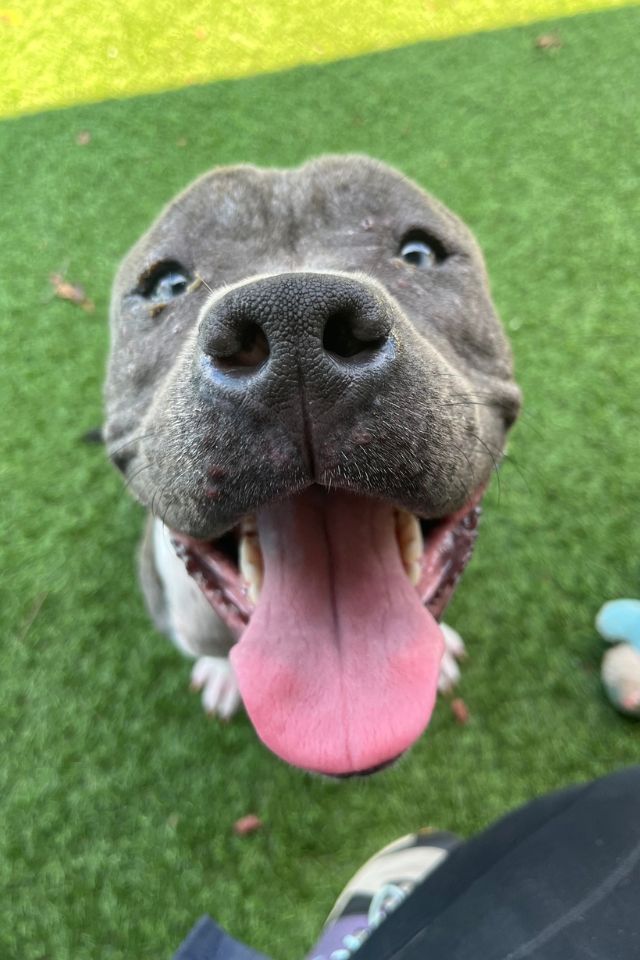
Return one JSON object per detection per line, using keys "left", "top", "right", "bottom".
{"left": 106, "top": 430, "right": 162, "bottom": 459}
{"left": 195, "top": 272, "right": 215, "bottom": 295}
{"left": 122, "top": 462, "right": 155, "bottom": 495}
{"left": 497, "top": 452, "right": 533, "bottom": 495}
{"left": 464, "top": 430, "right": 503, "bottom": 505}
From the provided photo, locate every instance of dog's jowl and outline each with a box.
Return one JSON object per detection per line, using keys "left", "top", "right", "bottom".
{"left": 104, "top": 155, "right": 520, "bottom": 776}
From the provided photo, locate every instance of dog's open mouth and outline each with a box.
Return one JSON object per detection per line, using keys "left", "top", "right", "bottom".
{"left": 171, "top": 486, "right": 481, "bottom": 775}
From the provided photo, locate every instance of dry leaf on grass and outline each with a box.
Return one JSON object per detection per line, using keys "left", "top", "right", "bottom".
{"left": 451, "top": 698, "right": 470, "bottom": 725}
{"left": 233, "top": 814, "right": 263, "bottom": 836}
{"left": 535, "top": 34, "right": 562, "bottom": 51}
{"left": 50, "top": 273, "right": 95, "bottom": 312}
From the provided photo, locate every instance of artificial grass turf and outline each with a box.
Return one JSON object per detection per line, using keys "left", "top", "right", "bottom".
{"left": 2, "top": 5, "right": 640, "bottom": 958}
{"left": 4, "top": 0, "right": 629, "bottom": 117}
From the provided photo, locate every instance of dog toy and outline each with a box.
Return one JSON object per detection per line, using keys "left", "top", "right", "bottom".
{"left": 595, "top": 600, "right": 640, "bottom": 717}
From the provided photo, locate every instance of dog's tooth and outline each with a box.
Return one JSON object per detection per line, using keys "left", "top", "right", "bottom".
{"left": 409, "top": 560, "right": 422, "bottom": 586}
{"left": 394, "top": 507, "right": 413, "bottom": 532}
{"left": 395, "top": 510, "right": 424, "bottom": 576}
{"left": 240, "top": 560, "right": 262, "bottom": 601}
{"left": 242, "top": 533, "right": 262, "bottom": 565}
{"left": 394, "top": 510, "right": 424, "bottom": 585}
{"left": 239, "top": 540, "right": 262, "bottom": 578}
{"left": 395, "top": 510, "right": 419, "bottom": 540}
{"left": 240, "top": 515, "right": 257, "bottom": 535}
{"left": 247, "top": 582, "right": 261, "bottom": 605}
{"left": 239, "top": 527, "right": 263, "bottom": 602}
{"left": 403, "top": 535, "right": 423, "bottom": 563}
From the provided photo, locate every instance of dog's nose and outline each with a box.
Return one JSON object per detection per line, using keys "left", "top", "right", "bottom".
{"left": 199, "top": 272, "right": 394, "bottom": 385}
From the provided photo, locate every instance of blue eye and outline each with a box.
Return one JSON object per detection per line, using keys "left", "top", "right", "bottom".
{"left": 138, "top": 261, "right": 192, "bottom": 302}
{"left": 398, "top": 231, "right": 447, "bottom": 267}
{"left": 400, "top": 239, "right": 435, "bottom": 267}
{"left": 152, "top": 271, "right": 190, "bottom": 301}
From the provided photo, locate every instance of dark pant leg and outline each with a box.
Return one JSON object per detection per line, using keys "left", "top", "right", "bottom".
{"left": 172, "top": 916, "right": 271, "bottom": 960}
{"left": 356, "top": 765, "right": 640, "bottom": 960}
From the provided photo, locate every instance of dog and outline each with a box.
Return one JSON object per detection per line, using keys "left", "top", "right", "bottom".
{"left": 104, "top": 155, "right": 520, "bottom": 777}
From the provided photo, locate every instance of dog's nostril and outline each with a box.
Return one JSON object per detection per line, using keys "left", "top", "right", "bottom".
{"left": 323, "top": 308, "right": 387, "bottom": 362}
{"left": 209, "top": 323, "right": 270, "bottom": 377}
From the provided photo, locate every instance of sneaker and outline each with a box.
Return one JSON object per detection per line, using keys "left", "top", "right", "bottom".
{"left": 308, "top": 829, "right": 460, "bottom": 960}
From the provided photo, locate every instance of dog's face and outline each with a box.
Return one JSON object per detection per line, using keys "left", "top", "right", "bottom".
{"left": 105, "top": 155, "right": 520, "bottom": 776}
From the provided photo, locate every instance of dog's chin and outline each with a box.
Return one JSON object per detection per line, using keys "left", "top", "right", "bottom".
{"left": 168, "top": 482, "right": 483, "bottom": 776}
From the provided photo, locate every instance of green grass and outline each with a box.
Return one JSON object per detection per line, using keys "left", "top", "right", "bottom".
{"left": 2, "top": 7, "right": 640, "bottom": 959}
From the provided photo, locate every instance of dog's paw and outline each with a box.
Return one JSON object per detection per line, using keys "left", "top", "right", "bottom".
{"left": 438, "top": 623, "right": 466, "bottom": 693}
{"left": 190, "top": 656, "right": 242, "bottom": 719}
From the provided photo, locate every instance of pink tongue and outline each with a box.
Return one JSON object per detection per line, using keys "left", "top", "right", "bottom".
{"left": 230, "top": 488, "right": 445, "bottom": 775}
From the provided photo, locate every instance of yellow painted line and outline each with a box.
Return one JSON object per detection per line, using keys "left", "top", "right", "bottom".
{"left": 1, "top": 0, "right": 635, "bottom": 118}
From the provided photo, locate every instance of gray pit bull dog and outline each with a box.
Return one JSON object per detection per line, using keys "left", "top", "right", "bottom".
{"left": 104, "top": 155, "right": 520, "bottom": 777}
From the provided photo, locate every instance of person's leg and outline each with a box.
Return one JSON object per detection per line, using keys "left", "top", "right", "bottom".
{"left": 350, "top": 765, "right": 640, "bottom": 960}
{"left": 172, "top": 915, "right": 271, "bottom": 960}
{"left": 308, "top": 831, "right": 461, "bottom": 960}
{"left": 174, "top": 766, "right": 640, "bottom": 960}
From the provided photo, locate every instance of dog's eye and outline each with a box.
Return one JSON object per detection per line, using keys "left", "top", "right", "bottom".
{"left": 137, "top": 261, "right": 192, "bottom": 302}
{"left": 398, "top": 232, "right": 447, "bottom": 267}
